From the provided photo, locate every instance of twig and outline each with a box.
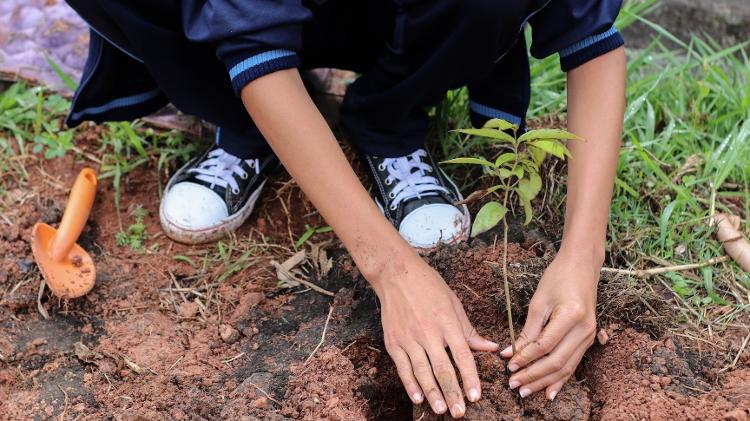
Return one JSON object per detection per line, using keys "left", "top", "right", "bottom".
{"left": 37, "top": 279, "right": 49, "bottom": 320}
{"left": 222, "top": 352, "right": 246, "bottom": 364}
{"left": 57, "top": 384, "right": 69, "bottom": 421}
{"left": 502, "top": 218, "right": 517, "bottom": 354}
{"left": 601, "top": 255, "right": 730, "bottom": 278}
{"left": 305, "top": 305, "right": 334, "bottom": 364}
{"left": 730, "top": 333, "right": 750, "bottom": 371}
{"left": 246, "top": 381, "right": 281, "bottom": 406}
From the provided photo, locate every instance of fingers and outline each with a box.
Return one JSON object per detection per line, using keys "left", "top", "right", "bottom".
{"left": 515, "top": 344, "right": 587, "bottom": 399}
{"left": 546, "top": 376, "right": 569, "bottom": 401}
{"left": 508, "top": 333, "right": 580, "bottom": 388}
{"left": 501, "top": 305, "right": 547, "bottom": 358}
{"left": 387, "top": 344, "right": 424, "bottom": 404}
{"left": 404, "top": 344, "right": 448, "bottom": 415}
{"left": 425, "top": 341, "right": 466, "bottom": 418}
{"left": 444, "top": 326, "right": 481, "bottom": 403}
{"left": 452, "top": 297, "right": 499, "bottom": 352}
{"left": 508, "top": 306, "right": 581, "bottom": 372}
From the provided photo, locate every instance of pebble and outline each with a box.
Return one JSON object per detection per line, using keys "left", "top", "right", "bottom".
{"left": 219, "top": 324, "right": 240, "bottom": 344}
{"left": 660, "top": 376, "right": 671, "bottom": 386}
{"left": 250, "top": 397, "right": 269, "bottom": 409}
{"left": 178, "top": 301, "right": 199, "bottom": 319}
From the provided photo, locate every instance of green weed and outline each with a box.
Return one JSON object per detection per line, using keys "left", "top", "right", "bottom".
{"left": 115, "top": 206, "right": 149, "bottom": 250}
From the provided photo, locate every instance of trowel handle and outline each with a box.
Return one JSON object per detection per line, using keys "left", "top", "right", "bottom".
{"left": 49, "top": 168, "right": 98, "bottom": 262}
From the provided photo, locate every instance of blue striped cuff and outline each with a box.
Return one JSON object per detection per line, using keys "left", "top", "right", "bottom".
{"left": 559, "top": 26, "right": 624, "bottom": 71}
{"left": 68, "top": 88, "right": 161, "bottom": 121}
{"left": 227, "top": 49, "right": 300, "bottom": 95}
{"left": 469, "top": 101, "right": 523, "bottom": 126}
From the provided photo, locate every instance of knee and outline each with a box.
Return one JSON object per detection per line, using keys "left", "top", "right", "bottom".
{"left": 448, "top": 0, "right": 523, "bottom": 29}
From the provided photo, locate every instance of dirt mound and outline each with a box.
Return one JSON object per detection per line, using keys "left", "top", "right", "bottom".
{"left": 282, "top": 346, "right": 368, "bottom": 420}
{"left": 585, "top": 329, "right": 750, "bottom": 420}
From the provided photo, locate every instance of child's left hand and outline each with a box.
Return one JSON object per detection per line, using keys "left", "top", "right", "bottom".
{"left": 499, "top": 251, "right": 599, "bottom": 400}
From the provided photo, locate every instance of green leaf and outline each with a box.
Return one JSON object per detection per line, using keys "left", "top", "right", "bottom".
{"left": 440, "top": 157, "right": 494, "bottom": 167}
{"left": 517, "top": 193, "right": 533, "bottom": 225}
{"left": 44, "top": 53, "right": 78, "bottom": 91}
{"left": 496, "top": 168, "right": 513, "bottom": 178}
{"left": 517, "top": 172, "right": 542, "bottom": 201}
{"left": 453, "top": 128, "right": 515, "bottom": 144}
{"left": 529, "top": 144, "right": 547, "bottom": 166}
{"left": 471, "top": 202, "right": 507, "bottom": 237}
{"left": 494, "top": 153, "right": 516, "bottom": 168}
{"left": 518, "top": 129, "right": 582, "bottom": 143}
{"left": 483, "top": 118, "right": 519, "bottom": 132}
{"left": 529, "top": 140, "right": 572, "bottom": 159}
{"left": 121, "top": 123, "right": 147, "bottom": 157}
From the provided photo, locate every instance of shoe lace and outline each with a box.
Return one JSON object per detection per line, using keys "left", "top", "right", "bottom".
{"left": 380, "top": 149, "right": 448, "bottom": 211}
{"left": 187, "top": 148, "right": 260, "bottom": 195}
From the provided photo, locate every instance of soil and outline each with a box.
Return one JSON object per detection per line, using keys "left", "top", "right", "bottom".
{"left": 2, "top": 150, "right": 749, "bottom": 420}
{"left": 1, "top": 100, "right": 749, "bottom": 421}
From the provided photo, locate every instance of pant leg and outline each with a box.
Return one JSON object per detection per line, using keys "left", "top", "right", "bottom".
{"left": 339, "top": 0, "right": 528, "bottom": 157}
{"left": 66, "top": 0, "right": 271, "bottom": 159}
{"left": 467, "top": 36, "right": 531, "bottom": 131}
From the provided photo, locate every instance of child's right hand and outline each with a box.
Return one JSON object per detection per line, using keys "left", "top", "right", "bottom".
{"left": 372, "top": 255, "right": 499, "bottom": 418}
{"left": 239, "top": 70, "right": 496, "bottom": 417}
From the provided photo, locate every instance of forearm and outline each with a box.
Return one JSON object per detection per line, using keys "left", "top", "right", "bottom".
{"left": 561, "top": 47, "right": 626, "bottom": 266}
{"left": 240, "top": 69, "right": 417, "bottom": 291}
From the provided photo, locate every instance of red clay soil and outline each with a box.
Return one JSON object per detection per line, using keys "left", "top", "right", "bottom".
{"left": 2, "top": 141, "right": 750, "bottom": 420}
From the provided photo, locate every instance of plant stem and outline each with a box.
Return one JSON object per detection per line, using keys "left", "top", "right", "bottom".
{"left": 502, "top": 216, "right": 516, "bottom": 355}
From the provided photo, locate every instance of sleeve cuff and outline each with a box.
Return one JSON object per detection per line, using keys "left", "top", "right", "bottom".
{"left": 225, "top": 49, "right": 301, "bottom": 95}
{"left": 558, "top": 26, "right": 624, "bottom": 72}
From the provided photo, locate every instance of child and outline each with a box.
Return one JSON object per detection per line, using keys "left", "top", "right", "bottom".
{"left": 64, "top": 0, "right": 626, "bottom": 417}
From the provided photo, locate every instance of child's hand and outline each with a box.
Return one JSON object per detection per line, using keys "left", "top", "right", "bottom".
{"left": 500, "top": 251, "right": 599, "bottom": 400}
{"left": 374, "top": 256, "right": 499, "bottom": 418}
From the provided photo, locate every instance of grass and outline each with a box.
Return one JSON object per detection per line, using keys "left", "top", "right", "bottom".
{"left": 431, "top": 0, "right": 750, "bottom": 329}
{"left": 0, "top": 0, "right": 748, "bottom": 330}
{"left": 0, "top": 81, "right": 198, "bottom": 225}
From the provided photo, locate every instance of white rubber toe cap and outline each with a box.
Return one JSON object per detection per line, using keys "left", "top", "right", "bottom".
{"left": 161, "top": 182, "right": 228, "bottom": 230}
{"left": 399, "top": 203, "right": 467, "bottom": 248}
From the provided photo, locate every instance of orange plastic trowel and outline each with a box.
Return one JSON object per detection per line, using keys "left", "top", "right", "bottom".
{"left": 31, "top": 168, "right": 98, "bottom": 299}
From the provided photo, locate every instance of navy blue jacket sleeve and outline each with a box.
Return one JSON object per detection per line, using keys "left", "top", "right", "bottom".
{"left": 528, "top": 0, "right": 624, "bottom": 71}
{"left": 182, "top": 0, "right": 312, "bottom": 94}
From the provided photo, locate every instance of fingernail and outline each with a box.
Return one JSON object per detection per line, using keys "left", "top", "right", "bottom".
{"left": 434, "top": 400, "right": 447, "bottom": 414}
{"left": 468, "top": 388, "right": 480, "bottom": 402}
{"left": 519, "top": 388, "right": 531, "bottom": 398}
{"left": 509, "top": 380, "right": 520, "bottom": 389}
{"left": 508, "top": 363, "right": 519, "bottom": 372}
{"left": 501, "top": 345, "right": 512, "bottom": 355}
{"left": 451, "top": 403, "right": 465, "bottom": 418}
{"left": 412, "top": 392, "right": 423, "bottom": 404}
{"left": 486, "top": 340, "right": 500, "bottom": 349}
{"left": 549, "top": 391, "right": 557, "bottom": 401}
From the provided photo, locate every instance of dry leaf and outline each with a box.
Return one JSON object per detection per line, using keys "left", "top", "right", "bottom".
{"left": 123, "top": 355, "right": 143, "bottom": 374}
{"left": 272, "top": 250, "right": 308, "bottom": 288}
{"left": 713, "top": 213, "right": 750, "bottom": 273}
{"left": 73, "top": 342, "right": 101, "bottom": 364}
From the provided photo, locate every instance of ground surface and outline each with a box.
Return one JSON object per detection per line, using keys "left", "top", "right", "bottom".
{"left": 1, "top": 149, "right": 749, "bottom": 420}
{"left": 2, "top": 1, "right": 750, "bottom": 420}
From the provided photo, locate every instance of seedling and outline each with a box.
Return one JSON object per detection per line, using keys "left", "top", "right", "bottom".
{"left": 442, "top": 118, "right": 581, "bottom": 353}
{"left": 116, "top": 206, "right": 149, "bottom": 250}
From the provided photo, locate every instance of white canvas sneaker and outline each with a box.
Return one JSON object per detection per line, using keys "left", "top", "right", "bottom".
{"left": 364, "top": 148, "right": 471, "bottom": 251}
{"left": 159, "top": 146, "right": 278, "bottom": 244}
